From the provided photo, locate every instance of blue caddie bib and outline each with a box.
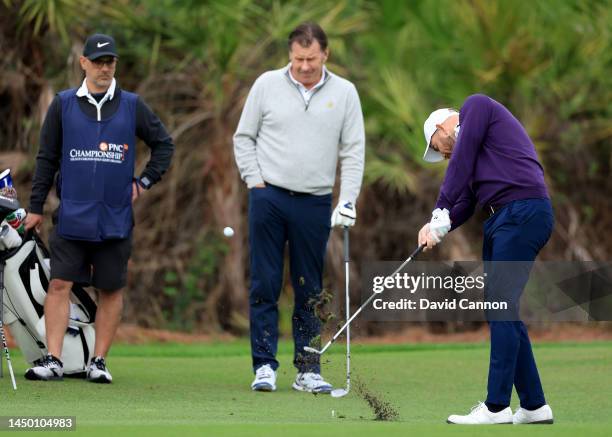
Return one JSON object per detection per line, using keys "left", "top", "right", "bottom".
{"left": 57, "top": 88, "right": 137, "bottom": 241}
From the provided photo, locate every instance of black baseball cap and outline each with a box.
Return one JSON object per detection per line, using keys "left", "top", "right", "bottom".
{"left": 83, "top": 34, "right": 118, "bottom": 60}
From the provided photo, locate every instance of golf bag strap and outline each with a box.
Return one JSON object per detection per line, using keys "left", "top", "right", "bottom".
{"left": 30, "top": 231, "right": 50, "bottom": 259}
{"left": 25, "top": 231, "right": 96, "bottom": 322}
{"left": 71, "top": 284, "right": 96, "bottom": 322}
{"left": 18, "top": 246, "right": 45, "bottom": 318}
{"left": 78, "top": 327, "right": 90, "bottom": 369}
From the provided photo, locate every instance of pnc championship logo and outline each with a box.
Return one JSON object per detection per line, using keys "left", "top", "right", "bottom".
{"left": 69, "top": 141, "right": 129, "bottom": 163}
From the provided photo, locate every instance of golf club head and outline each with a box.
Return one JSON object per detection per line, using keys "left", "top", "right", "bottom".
{"left": 0, "top": 194, "right": 19, "bottom": 222}
{"left": 303, "top": 346, "right": 321, "bottom": 354}
{"left": 331, "top": 388, "right": 349, "bottom": 398}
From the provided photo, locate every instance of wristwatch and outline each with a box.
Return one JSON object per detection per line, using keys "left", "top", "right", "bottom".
{"left": 137, "top": 176, "right": 152, "bottom": 190}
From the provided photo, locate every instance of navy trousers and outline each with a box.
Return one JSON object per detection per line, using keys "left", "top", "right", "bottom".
{"left": 483, "top": 198, "right": 554, "bottom": 409}
{"left": 248, "top": 184, "right": 331, "bottom": 373}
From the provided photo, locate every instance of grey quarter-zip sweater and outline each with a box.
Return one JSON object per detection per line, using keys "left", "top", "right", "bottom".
{"left": 233, "top": 64, "right": 365, "bottom": 204}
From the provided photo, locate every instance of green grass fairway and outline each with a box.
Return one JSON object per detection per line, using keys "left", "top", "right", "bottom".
{"left": 1, "top": 340, "right": 611, "bottom": 436}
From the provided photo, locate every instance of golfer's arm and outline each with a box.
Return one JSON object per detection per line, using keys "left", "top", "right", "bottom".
{"left": 449, "top": 186, "right": 476, "bottom": 231}
{"left": 338, "top": 85, "right": 365, "bottom": 205}
{"left": 436, "top": 95, "right": 490, "bottom": 211}
{"left": 233, "top": 79, "right": 265, "bottom": 188}
{"left": 29, "top": 96, "right": 62, "bottom": 214}
{"left": 135, "top": 98, "right": 175, "bottom": 187}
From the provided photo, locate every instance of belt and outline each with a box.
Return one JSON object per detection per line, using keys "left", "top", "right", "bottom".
{"left": 264, "top": 182, "right": 310, "bottom": 196}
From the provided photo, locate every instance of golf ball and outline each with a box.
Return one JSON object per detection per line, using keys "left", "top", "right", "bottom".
{"left": 223, "top": 226, "right": 234, "bottom": 238}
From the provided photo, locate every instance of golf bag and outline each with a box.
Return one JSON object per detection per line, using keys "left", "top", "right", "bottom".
{"left": 1, "top": 233, "right": 96, "bottom": 377}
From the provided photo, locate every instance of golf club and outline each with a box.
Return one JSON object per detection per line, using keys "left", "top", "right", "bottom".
{"left": 0, "top": 194, "right": 19, "bottom": 218}
{"left": 0, "top": 236, "right": 18, "bottom": 390}
{"left": 0, "top": 195, "right": 19, "bottom": 390}
{"left": 331, "top": 226, "right": 351, "bottom": 398}
{"left": 304, "top": 243, "right": 426, "bottom": 356}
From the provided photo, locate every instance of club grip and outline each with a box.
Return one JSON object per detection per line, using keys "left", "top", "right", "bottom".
{"left": 411, "top": 244, "right": 426, "bottom": 259}
{"left": 343, "top": 226, "right": 349, "bottom": 263}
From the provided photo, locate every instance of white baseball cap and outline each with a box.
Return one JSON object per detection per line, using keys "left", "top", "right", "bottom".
{"left": 422, "top": 108, "right": 458, "bottom": 162}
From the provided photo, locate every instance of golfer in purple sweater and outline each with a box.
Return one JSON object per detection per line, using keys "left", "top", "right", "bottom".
{"left": 418, "top": 94, "right": 554, "bottom": 425}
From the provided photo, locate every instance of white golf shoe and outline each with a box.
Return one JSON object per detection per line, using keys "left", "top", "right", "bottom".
{"left": 292, "top": 372, "right": 333, "bottom": 394}
{"left": 87, "top": 356, "right": 113, "bottom": 383}
{"left": 447, "top": 402, "right": 513, "bottom": 424}
{"left": 24, "top": 354, "right": 64, "bottom": 381}
{"left": 513, "top": 405, "right": 554, "bottom": 424}
{"left": 251, "top": 364, "right": 276, "bottom": 392}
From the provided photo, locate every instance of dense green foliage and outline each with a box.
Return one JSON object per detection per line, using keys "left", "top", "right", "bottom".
{"left": 1, "top": 0, "right": 610, "bottom": 331}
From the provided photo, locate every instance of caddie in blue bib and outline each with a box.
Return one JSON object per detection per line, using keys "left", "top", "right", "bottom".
{"left": 57, "top": 88, "right": 137, "bottom": 241}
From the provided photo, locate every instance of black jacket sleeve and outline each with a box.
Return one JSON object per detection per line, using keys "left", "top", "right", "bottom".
{"left": 29, "top": 95, "right": 63, "bottom": 214}
{"left": 135, "top": 97, "right": 174, "bottom": 187}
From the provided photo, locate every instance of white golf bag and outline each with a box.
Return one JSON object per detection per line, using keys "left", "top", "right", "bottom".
{"left": 1, "top": 234, "right": 96, "bottom": 377}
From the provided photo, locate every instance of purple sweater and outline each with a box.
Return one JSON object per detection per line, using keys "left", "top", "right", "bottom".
{"left": 435, "top": 94, "right": 549, "bottom": 230}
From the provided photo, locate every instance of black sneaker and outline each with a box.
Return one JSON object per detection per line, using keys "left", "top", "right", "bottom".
{"left": 87, "top": 356, "right": 112, "bottom": 384}
{"left": 25, "top": 354, "right": 64, "bottom": 381}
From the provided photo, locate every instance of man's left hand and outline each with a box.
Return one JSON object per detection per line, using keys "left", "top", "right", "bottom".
{"left": 331, "top": 201, "right": 356, "bottom": 227}
{"left": 429, "top": 208, "right": 451, "bottom": 243}
{"left": 132, "top": 181, "right": 145, "bottom": 203}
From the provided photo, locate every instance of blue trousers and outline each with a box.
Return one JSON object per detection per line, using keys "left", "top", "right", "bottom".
{"left": 248, "top": 185, "right": 331, "bottom": 373}
{"left": 483, "top": 198, "right": 554, "bottom": 408}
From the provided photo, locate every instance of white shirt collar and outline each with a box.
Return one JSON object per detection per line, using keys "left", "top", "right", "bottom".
{"left": 76, "top": 78, "right": 116, "bottom": 101}
{"left": 287, "top": 64, "right": 328, "bottom": 91}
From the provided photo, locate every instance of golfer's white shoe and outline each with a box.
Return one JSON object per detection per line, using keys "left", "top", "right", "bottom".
{"left": 513, "top": 405, "right": 554, "bottom": 424}
{"left": 87, "top": 356, "right": 113, "bottom": 383}
{"left": 251, "top": 364, "right": 277, "bottom": 392}
{"left": 24, "top": 354, "right": 64, "bottom": 381}
{"left": 292, "top": 372, "right": 333, "bottom": 394}
{"left": 447, "top": 402, "right": 513, "bottom": 424}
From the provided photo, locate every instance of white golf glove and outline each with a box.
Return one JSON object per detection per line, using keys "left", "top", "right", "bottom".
{"left": 429, "top": 208, "right": 451, "bottom": 243}
{"left": 331, "top": 200, "right": 356, "bottom": 227}
{"left": 0, "top": 221, "right": 22, "bottom": 250}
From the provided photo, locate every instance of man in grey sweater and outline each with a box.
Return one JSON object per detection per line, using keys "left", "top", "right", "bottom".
{"left": 233, "top": 22, "right": 365, "bottom": 393}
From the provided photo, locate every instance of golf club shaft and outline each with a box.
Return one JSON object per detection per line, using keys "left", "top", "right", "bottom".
{"left": 318, "top": 244, "right": 426, "bottom": 355}
{"left": 0, "top": 261, "right": 4, "bottom": 379}
{"left": 0, "top": 258, "right": 17, "bottom": 389}
{"left": 344, "top": 227, "right": 350, "bottom": 391}
{"left": 0, "top": 323, "right": 17, "bottom": 390}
